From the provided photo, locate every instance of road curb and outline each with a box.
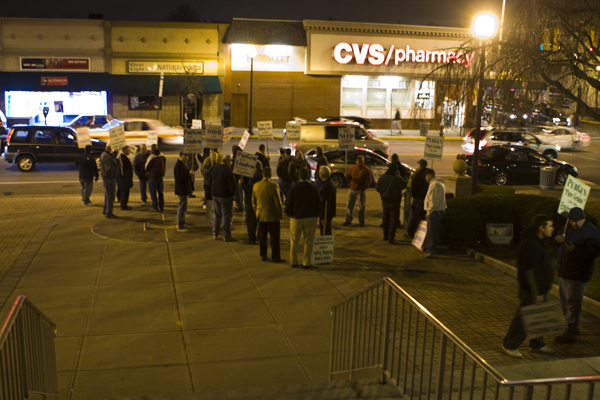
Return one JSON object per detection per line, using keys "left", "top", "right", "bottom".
{"left": 227, "top": 135, "right": 464, "bottom": 141}
{"left": 466, "top": 248, "right": 600, "bottom": 318}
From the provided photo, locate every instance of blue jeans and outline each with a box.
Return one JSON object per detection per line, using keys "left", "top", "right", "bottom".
{"left": 279, "top": 180, "right": 293, "bottom": 205}
{"left": 177, "top": 195, "right": 188, "bottom": 229}
{"left": 138, "top": 179, "right": 148, "bottom": 203}
{"left": 80, "top": 181, "right": 93, "bottom": 203}
{"left": 102, "top": 177, "right": 116, "bottom": 216}
{"left": 382, "top": 199, "right": 400, "bottom": 240}
{"left": 235, "top": 185, "right": 244, "bottom": 211}
{"left": 213, "top": 196, "right": 233, "bottom": 238}
{"left": 148, "top": 177, "right": 164, "bottom": 211}
{"left": 345, "top": 189, "right": 366, "bottom": 224}
{"left": 503, "top": 291, "right": 547, "bottom": 350}
{"left": 559, "top": 277, "right": 587, "bottom": 333}
{"left": 424, "top": 210, "right": 444, "bottom": 255}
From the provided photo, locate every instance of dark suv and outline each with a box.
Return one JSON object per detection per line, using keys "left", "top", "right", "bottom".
{"left": 2, "top": 125, "right": 106, "bottom": 172}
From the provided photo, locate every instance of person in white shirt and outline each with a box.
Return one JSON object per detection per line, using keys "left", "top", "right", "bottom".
{"left": 424, "top": 170, "right": 446, "bottom": 258}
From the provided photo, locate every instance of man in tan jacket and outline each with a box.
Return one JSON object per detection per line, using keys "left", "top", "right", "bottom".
{"left": 252, "top": 167, "right": 285, "bottom": 263}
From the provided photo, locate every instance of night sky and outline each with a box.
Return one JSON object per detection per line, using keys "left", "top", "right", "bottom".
{"left": 0, "top": 0, "right": 507, "bottom": 28}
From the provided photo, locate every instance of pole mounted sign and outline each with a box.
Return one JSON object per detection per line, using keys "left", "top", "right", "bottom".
{"left": 257, "top": 121, "right": 274, "bottom": 140}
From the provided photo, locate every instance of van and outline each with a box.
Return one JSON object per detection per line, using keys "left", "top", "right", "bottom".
{"left": 288, "top": 121, "right": 389, "bottom": 156}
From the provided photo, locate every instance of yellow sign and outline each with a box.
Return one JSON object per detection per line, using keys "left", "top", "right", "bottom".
{"left": 128, "top": 61, "right": 204, "bottom": 74}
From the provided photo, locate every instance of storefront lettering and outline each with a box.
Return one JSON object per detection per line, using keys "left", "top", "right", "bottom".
{"left": 248, "top": 55, "right": 291, "bottom": 64}
{"left": 333, "top": 42, "right": 474, "bottom": 68}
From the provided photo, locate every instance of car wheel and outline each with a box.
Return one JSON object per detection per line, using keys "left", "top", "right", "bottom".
{"left": 16, "top": 155, "right": 35, "bottom": 172}
{"left": 543, "top": 150, "right": 557, "bottom": 159}
{"left": 556, "top": 170, "right": 569, "bottom": 185}
{"left": 493, "top": 171, "right": 508, "bottom": 186}
{"left": 330, "top": 173, "right": 346, "bottom": 189}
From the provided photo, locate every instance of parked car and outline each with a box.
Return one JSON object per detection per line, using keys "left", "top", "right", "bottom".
{"left": 89, "top": 118, "right": 184, "bottom": 146}
{"left": 459, "top": 145, "right": 578, "bottom": 186}
{"left": 2, "top": 125, "right": 106, "bottom": 172}
{"left": 287, "top": 120, "right": 389, "bottom": 157}
{"left": 529, "top": 103, "right": 568, "bottom": 126}
{"left": 305, "top": 148, "right": 413, "bottom": 189}
{"left": 0, "top": 109, "right": 9, "bottom": 153}
{"left": 69, "top": 114, "right": 114, "bottom": 131}
{"left": 462, "top": 128, "right": 561, "bottom": 159}
{"left": 526, "top": 125, "right": 591, "bottom": 150}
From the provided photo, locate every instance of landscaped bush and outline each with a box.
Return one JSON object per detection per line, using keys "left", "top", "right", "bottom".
{"left": 477, "top": 185, "right": 516, "bottom": 195}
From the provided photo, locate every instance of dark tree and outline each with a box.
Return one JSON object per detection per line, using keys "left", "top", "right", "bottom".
{"left": 167, "top": 4, "right": 202, "bottom": 22}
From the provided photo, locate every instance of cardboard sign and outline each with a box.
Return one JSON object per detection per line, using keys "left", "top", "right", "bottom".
{"left": 521, "top": 298, "right": 564, "bottom": 341}
{"left": 223, "top": 127, "right": 233, "bottom": 144}
{"left": 184, "top": 129, "right": 203, "bottom": 153}
{"left": 424, "top": 136, "right": 444, "bottom": 161}
{"left": 192, "top": 119, "right": 202, "bottom": 129}
{"left": 239, "top": 130, "right": 250, "bottom": 150}
{"left": 371, "top": 166, "right": 388, "bottom": 183}
{"left": 232, "top": 151, "right": 259, "bottom": 178}
{"left": 76, "top": 128, "right": 91, "bottom": 148}
{"left": 206, "top": 118, "right": 221, "bottom": 126}
{"left": 205, "top": 125, "right": 223, "bottom": 150}
{"left": 286, "top": 122, "right": 301, "bottom": 141}
{"left": 108, "top": 124, "right": 127, "bottom": 149}
{"left": 558, "top": 175, "right": 590, "bottom": 215}
{"left": 338, "top": 127, "right": 355, "bottom": 150}
{"left": 147, "top": 131, "right": 158, "bottom": 146}
{"left": 312, "top": 235, "right": 334, "bottom": 264}
{"left": 412, "top": 220, "right": 428, "bottom": 250}
{"left": 257, "top": 121, "right": 273, "bottom": 140}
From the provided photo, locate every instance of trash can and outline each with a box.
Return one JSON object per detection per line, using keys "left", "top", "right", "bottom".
{"left": 419, "top": 122, "right": 430, "bottom": 136}
{"left": 540, "top": 166, "right": 558, "bottom": 190}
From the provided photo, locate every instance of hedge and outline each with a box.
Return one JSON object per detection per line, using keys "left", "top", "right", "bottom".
{"left": 477, "top": 185, "right": 516, "bottom": 195}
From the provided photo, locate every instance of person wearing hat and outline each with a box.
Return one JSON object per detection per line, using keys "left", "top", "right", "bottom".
{"left": 174, "top": 152, "right": 193, "bottom": 232}
{"left": 554, "top": 207, "right": 600, "bottom": 343}
{"left": 207, "top": 154, "right": 238, "bottom": 241}
{"left": 376, "top": 162, "right": 406, "bottom": 244}
{"left": 76, "top": 145, "right": 98, "bottom": 206}
{"left": 343, "top": 155, "right": 371, "bottom": 227}
{"left": 405, "top": 159, "right": 430, "bottom": 239}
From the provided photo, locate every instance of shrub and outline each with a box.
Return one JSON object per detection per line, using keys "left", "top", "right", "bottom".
{"left": 477, "top": 185, "right": 516, "bottom": 195}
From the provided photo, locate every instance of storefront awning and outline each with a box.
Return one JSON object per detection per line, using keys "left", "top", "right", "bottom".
{"left": 109, "top": 75, "right": 222, "bottom": 95}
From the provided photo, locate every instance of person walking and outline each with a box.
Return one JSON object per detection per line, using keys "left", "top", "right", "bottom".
{"left": 117, "top": 146, "right": 134, "bottom": 210}
{"left": 174, "top": 152, "right": 193, "bottom": 232}
{"left": 392, "top": 108, "right": 402, "bottom": 135}
{"left": 405, "top": 159, "right": 429, "bottom": 239}
{"left": 376, "top": 163, "right": 406, "bottom": 244}
{"left": 76, "top": 145, "right": 98, "bottom": 206}
{"left": 256, "top": 144, "right": 270, "bottom": 169}
{"left": 208, "top": 154, "right": 237, "bottom": 241}
{"left": 288, "top": 150, "right": 309, "bottom": 183}
{"left": 100, "top": 144, "right": 118, "bottom": 218}
{"left": 423, "top": 169, "right": 446, "bottom": 258}
{"left": 554, "top": 207, "right": 600, "bottom": 343}
{"left": 133, "top": 144, "right": 150, "bottom": 206}
{"left": 319, "top": 166, "right": 336, "bottom": 236}
{"left": 502, "top": 215, "right": 556, "bottom": 358}
{"left": 343, "top": 155, "right": 371, "bottom": 227}
{"left": 252, "top": 167, "right": 285, "bottom": 263}
{"left": 242, "top": 162, "right": 263, "bottom": 244}
{"left": 145, "top": 145, "right": 167, "bottom": 212}
{"left": 314, "top": 146, "right": 328, "bottom": 189}
{"left": 286, "top": 168, "right": 322, "bottom": 268}
{"left": 277, "top": 148, "right": 293, "bottom": 204}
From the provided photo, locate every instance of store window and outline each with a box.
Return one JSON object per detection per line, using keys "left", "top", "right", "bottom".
{"left": 129, "top": 95, "right": 161, "bottom": 110}
{"left": 391, "top": 81, "right": 411, "bottom": 109}
{"left": 415, "top": 81, "right": 435, "bottom": 110}
{"left": 366, "top": 89, "right": 386, "bottom": 108}
{"left": 341, "top": 88, "right": 363, "bottom": 108}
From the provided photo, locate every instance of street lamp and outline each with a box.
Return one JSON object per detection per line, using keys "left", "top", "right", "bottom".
{"left": 470, "top": 13, "right": 498, "bottom": 196}
{"left": 247, "top": 45, "right": 257, "bottom": 134}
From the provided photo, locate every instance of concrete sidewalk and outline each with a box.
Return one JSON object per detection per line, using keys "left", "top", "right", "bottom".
{"left": 1, "top": 190, "right": 600, "bottom": 399}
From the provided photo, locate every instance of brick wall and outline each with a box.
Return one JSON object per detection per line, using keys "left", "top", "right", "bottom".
{"left": 109, "top": 94, "right": 181, "bottom": 127}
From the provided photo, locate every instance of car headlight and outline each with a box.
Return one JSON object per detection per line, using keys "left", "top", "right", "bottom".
{"left": 555, "top": 144, "right": 561, "bottom": 151}
{"left": 522, "top": 114, "right": 528, "bottom": 119}
{"left": 573, "top": 167, "right": 578, "bottom": 173}
{"left": 509, "top": 114, "right": 517, "bottom": 119}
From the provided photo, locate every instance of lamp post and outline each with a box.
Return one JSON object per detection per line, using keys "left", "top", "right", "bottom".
{"left": 470, "top": 13, "right": 498, "bottom": 196}
{"left": 247, "top": 45, "right": 257, "bottom": 134}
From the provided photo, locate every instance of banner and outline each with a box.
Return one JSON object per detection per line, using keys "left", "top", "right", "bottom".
{"left": 239, "top": 130, "right": 250, "bottom": 150}
{"left": 76, "top": 129, "right": 92, "bottom": 148}
{"left": 412, "top": 220, "right": 427, "bottom": 250}
{"left": 558, "top": 175, "right": 590, "bottom": 215}
{"left": 424, "top": 136, "right": 444, "bottom": 161}
{"left": 521, "top": 298, "right": 564, "bottom": 341}
{"left": 286, "top": 122, "right": 301, "bottom": 141}
{"left": 205, "top": 125, "right": 223, "bottom": 150}
{"left": 108, "top": 124, "right": 126, "bottom": 149}
{"left": 258, "top": 120, "right": 273, "bottom": 140}
{"left": 223, "top": 127, "right": 233, "bottom": 144}
{"left": 338, "top": 127, "right": 355, "bottom": 150}
{"left": 232, "top": 151, "right": 259, "bottom": 178}
{"left": 184, "top": 129, "right": 203, "bottom": 153}
{"left": 312, "top": 235, "right": 335, "bottom": 264}
{"left": 147, "top": 131, "right": 158, "bottom": 146}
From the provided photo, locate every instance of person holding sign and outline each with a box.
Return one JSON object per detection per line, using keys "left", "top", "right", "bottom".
{"left": 343, "top": 155, "right": 371, "bottom": 227}
{"left": 288, "top": 151, "right": 310, "bottom": 183}
{"left": 319, "top": 166, "right": 336, "bottom": 236}
{"left": 255, "top": 144, "right": 270, "bottom": 169}
{"left": 100, "top": 144, "right": 118, "bottom": 219}
{"left": 208, "top": 155, "right": 238, "bottom": 241}
{"left": 502, "top": 215, "right": 555, "bottom": 358}
{"left": 252, "top": 168, "right": 285, "bottom": 263}
{"left": 554, "top": 207, "right": 600, "bottom": 343}
{"left": 276, "top": 148, "right": 293, "bottom": 203}
{"left": 242, "top": 162, "right": 263, "bottom": 244}
{"left": 116, "top": 146, "right": 134, "bottom": 211}
{"left": 423, "top": 170, "right": 446, "bottom": 258}
{"left": 133, "top": 144, "right": 150, "bottom": 206}
{"left": 376, "top": 163, "right": 406, "bottom": 244}
{"left": 145, "top": 145, "right": 167, "bottom": 212}
{"left": 174, "top": 152, "right": 193, "bottom": 232}
{"left": 76, "top": 145, "right": 98, "bottom": 206}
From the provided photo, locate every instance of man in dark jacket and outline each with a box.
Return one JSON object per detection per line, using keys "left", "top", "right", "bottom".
{"left": 242, "top": 162, "right": 263, "bottom": 244}
{"left": 405, "top": 159, "right": 429, "bottom": 238}
{"left": 76, "top": 145, "right": 98, "bottom": 206}
{"left": 276, "top": 148, "right": 293, "bottom": 203}
{"left": 208, "top": 155, "right": 237, "bottom": 241}
{"left": 255, "top": 144, "right": 270, "bottom": 169}
{"left": 315, "top": 146, "right": 328, "bottom": 189}
{"left": 117, "top": 146, "right": 134, "bottom": 210}
{"left": 145, "top": 146, "right": 167, "bottom": 212}
{"left": 502, "top": 215, "right": 555, "bottom": 358}
{"left": 100, "top": 144, "right": 118, "bottom": 218}
{"left": 232, "top": 145, "right": 244, "bottom": 212}
{"left": 286, "top": 168, "right": 322, "bottom": 268}
{"left": 288, "top": 151, "right": 309, "bottom": 183}
{"left": 554, "top": 207, "right": 600, "bottom": 343}
{"left": 133, "top": 144, "right": 150, "bottom": 206}
{"left": 319, "top": 166, "right": 336, "bottom": 236}
{"left": 174, "top": 152, "right": 193, "bottom": 232}
{"left": 376, "top": 163, "right": 407, "bottom": 244}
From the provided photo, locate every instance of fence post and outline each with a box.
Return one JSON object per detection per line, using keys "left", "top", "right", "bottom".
{"left": 434, "top": 333, "right": 447, "bottom": 400}
{"left": 349, "top": 296, "right": 360, "bottom": 381}
{"left": 380, "top": 286, "right": 393, "bottom": 384}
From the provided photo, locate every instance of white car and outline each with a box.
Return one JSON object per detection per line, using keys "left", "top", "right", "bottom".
{"left": 528, "top": 126, "right": 591, "bottom": 150}
{"left": 462, "top": 128, "right": 562, "bottom": 159}
{"left": 90, "top": 118, "right": 184, "bottom": 146}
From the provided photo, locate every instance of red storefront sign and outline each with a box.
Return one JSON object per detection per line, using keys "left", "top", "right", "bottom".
{"left": 41, "top": 77, "right": 69, "bottom": 86}
{"left": 21, "top": 58, "right": 90, "bottom": 70}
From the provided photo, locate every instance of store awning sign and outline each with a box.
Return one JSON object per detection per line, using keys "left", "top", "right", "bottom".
{"left": 41, "top": 77, "right": 69, "bottom": 86}
{"left": 22, "top": 58, "right": 90, "bottom": 70}
{"left": 128, "top": 61, "right": 204, "bottom": 74}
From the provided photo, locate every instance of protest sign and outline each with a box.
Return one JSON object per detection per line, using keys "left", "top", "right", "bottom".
{"left": 183, "top": 129, "right": 203, "bottom": 153}
{"left": 371, "top": 166, "right": 388, "bottom": 183}
{"left": 424, "top": 136, "right": 444, "bottom": 161}
{"left": 76, "top": 129, "right": 91, "bottom": 148}
{"left": 223, "top": 127, "right": 233, "bottom": 144}
{"left": 312, "top": 235, "right": 335, "bottom": 264}
{"left": 412, "top": 220, "right": 427, "bottom": 250}
{"left": 338, "top": 127, "right": 355, "bottom": 150}
{"left": 239, "top": 130, "right": 250, "bottom": 150}
{"left": 257, "top": 121, "right": 273, "bottom": 140}
{"left": 521, "top": 298, "right": 564, "bottom": 341}
{"left": 286, "top": 122, "right": 301, "bottom": 142}
{"left": 558, "top": 175, "right": 590, "bottom": 215}
{"left": 192, "top": 119, "right": 202, "bottom": 129}
{"left": 205, "top": 125, "right": 223, "bottom": 150}
{"left": 108, "top": 124, "right": 126, "bottom": 149}
{"left": 147, "top": 131, "right": 158, "bottom": 146}
{"left": 232, "top": 151, "right": 259, "bottom": 178}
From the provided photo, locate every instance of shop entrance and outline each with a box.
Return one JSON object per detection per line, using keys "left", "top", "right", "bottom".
{"left": 231, "top": 93, "right": 248, "bottom": 128}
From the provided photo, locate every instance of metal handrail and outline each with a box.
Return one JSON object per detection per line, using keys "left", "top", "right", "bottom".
{"left": 1, "top": 295, "right": 59, "bottom": 400}
{"left": 330, "top": 277, "right": 600, "bottom": 399}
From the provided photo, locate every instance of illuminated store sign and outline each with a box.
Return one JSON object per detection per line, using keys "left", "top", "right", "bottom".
{"left": 21, "top": 58, "right": 90, "bottom": 71}
{"left": 128, "top": 61, "right": 204, "bottom": 74}
{"left": 231, "top": 44, "right": 305, "bottom": 72}
{"left": 333, "top": 42, "right": 475, "bottom": 68}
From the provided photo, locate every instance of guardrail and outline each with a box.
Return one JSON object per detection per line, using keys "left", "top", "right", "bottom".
{"left": 330, "top": 277, "right": 600, "bottom": 399}
{"left": 1, "top": 295, "right": 59, "bottom": 400}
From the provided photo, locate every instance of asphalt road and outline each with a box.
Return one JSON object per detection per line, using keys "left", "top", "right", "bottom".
{"left": 1, "top": 138, "right": 600, "bottom": 197}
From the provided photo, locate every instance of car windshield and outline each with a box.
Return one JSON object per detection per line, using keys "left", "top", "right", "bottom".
{"left": 145, "top": 120, "right": 168, "bottom": 129}
{"left": 100, "top": 120, "right": 123, "bottom": 130}
{"left": 479, "top": 147, "right": 505, "bottom": 160}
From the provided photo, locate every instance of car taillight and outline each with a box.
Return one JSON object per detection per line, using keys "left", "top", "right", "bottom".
{"left": 480, "top": 140, "right": 488, "bottom": 148}
{"left": 478, "top": 161, "right": 485, "bottom": 167}
{"left": 6, "top": 129, "right": 13, "bottom": 143}
{"left": 310, "top": 163, "right": 316, "bottom": 170}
